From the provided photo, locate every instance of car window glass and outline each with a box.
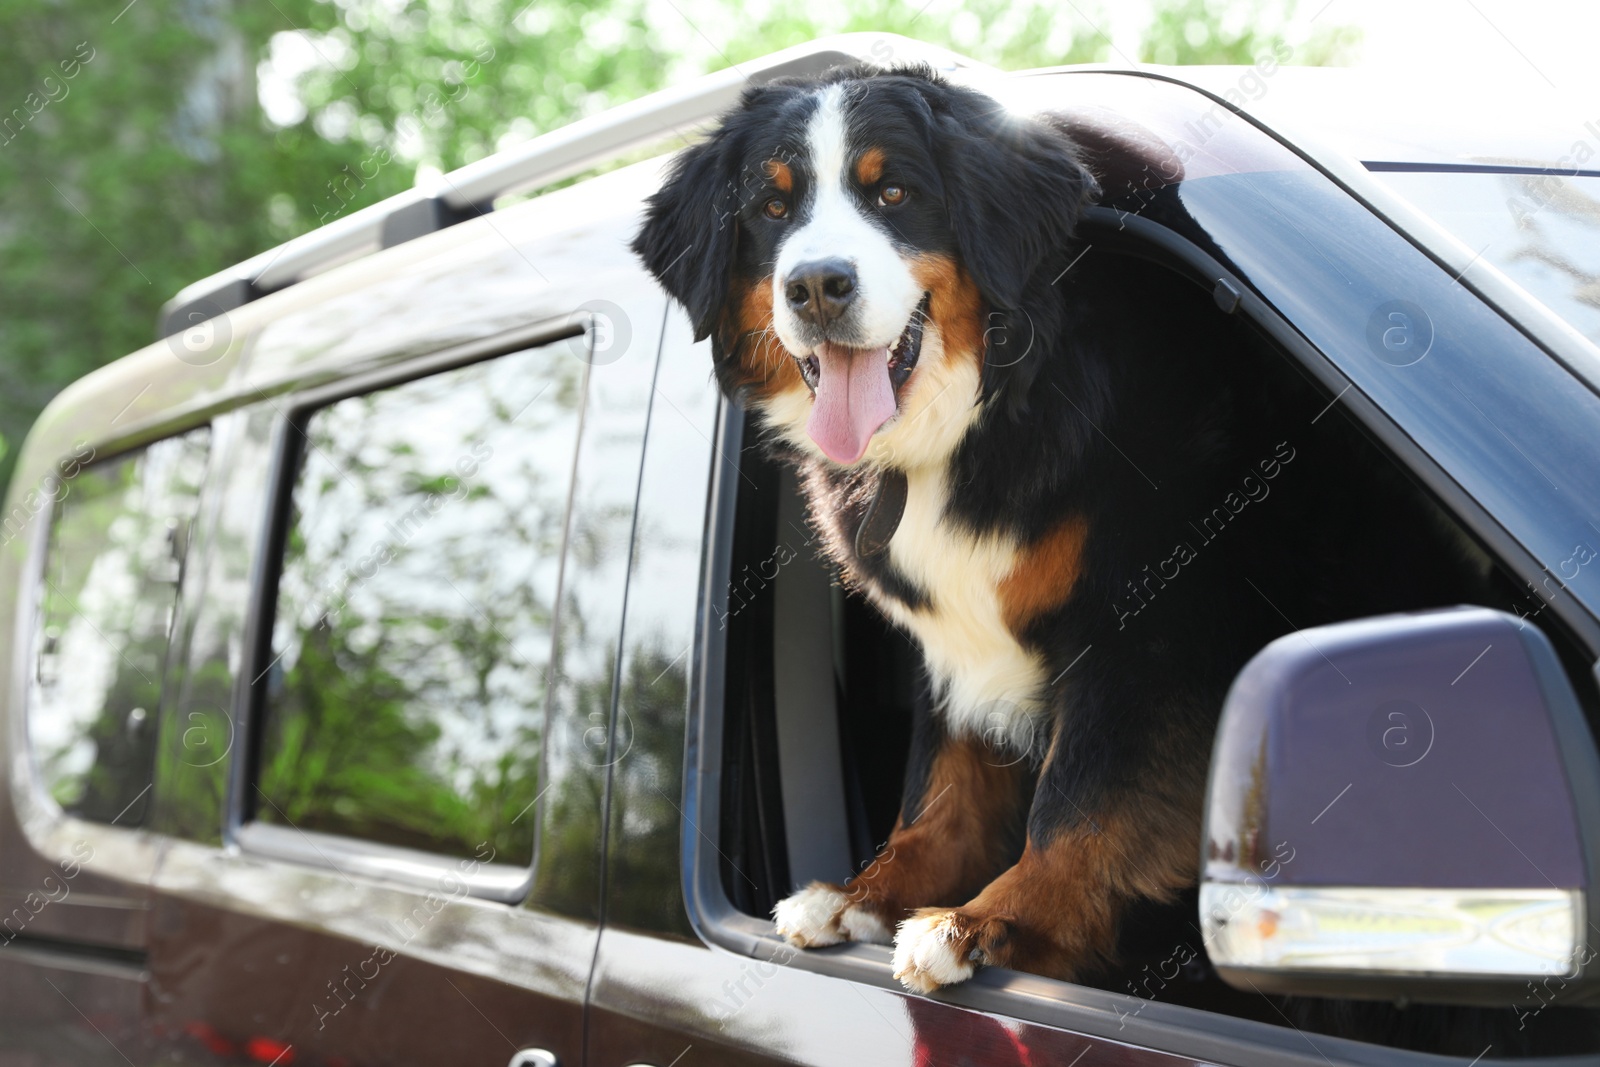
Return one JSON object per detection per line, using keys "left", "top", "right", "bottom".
{"left": 1373, "top": 170, "right": 1600, "bottom": 350}
{"left": 253, "top": 340, "right": 584, "bottom": 865}
{"left": 30, "top": 428, "right": 210, "bottom": 827}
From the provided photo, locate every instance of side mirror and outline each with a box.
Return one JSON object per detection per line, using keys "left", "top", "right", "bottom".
{"left": 1201, "top": 607, "right": 1600, "bottom": 1005}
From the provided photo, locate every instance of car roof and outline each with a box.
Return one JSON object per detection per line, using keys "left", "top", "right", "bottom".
{"left": 156, "top": 34, "right": 994, "bottom": 338}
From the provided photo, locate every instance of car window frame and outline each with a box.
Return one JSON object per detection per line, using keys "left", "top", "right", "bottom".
{"left": 1029, "top": 68, "right": 1600, "bottom": 407}
{"left": 229, "top": 319, "right": 590, "bottom": 904}
{"left": 1083, "top": 208, "right": 1600, "bottom": 668}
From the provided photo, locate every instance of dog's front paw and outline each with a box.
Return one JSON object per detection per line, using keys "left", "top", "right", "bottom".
{"left": 772, "top": 882, "right": 894, "bottom": 948}
{"left": 892, "top": 908, "right": 978, "bottom": 992}
{"left": 892, "top": 907, "right": 1020, "bottom": 993}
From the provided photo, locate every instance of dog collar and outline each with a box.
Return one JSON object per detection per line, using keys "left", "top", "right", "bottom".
{"left": 855, "top": 468, "right": 908, "bottom": 559}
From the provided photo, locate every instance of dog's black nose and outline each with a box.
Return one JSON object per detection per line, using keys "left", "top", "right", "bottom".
{"left": 784, "top": 258, "right": 857, "bottom": 328}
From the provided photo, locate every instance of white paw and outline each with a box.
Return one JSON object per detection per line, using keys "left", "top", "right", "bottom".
{"left": 892, "top": 910, "right": 975, "bottom": 993}
{"left": 771, "top": 883, "right": 892, "bottom": 947}
{"left": 773, "top": 883, "right": 850, "bottom": 946}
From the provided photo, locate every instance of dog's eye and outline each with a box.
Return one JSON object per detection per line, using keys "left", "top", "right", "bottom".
{"left": 879, "top": 184, "right": 907, "bottom": 207}
{"left": 763, "top": 197, "right": 788, "bottom": 220}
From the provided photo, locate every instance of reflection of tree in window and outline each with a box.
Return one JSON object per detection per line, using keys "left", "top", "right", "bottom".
{"left": 599, "top": 641, "right": 692, "bottom": 935}
{"left": 31, "top": 430, "right": 209, "bottom": 827}
{"left": 256, "top": 344, "right": 583, "bottom": 865}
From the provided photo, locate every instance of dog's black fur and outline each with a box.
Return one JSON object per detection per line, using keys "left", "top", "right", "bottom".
{"left": 633, "top": 62, "right": 1520, "bottom": 1052}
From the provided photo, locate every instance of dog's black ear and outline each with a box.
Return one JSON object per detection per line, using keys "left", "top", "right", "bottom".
{"left": 929, "top": 89, "right": 1100, "bottom": 311}
{"left": 630, "top": 113, "right": 750, "bottom": 342}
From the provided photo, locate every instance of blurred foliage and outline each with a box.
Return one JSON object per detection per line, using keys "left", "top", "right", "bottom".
{"left": 1139, "top": 0, "right": 1360, "bottom": 64}
{"left": 0, "top": 0, "right": 1356, "bottom": 493}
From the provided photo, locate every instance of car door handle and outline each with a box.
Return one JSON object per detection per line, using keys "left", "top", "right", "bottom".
{"left": 508, "top": 1051, "right": 557, "bottom": 1067}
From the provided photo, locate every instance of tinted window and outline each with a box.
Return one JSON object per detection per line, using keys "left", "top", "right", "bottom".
{"left": 253, "top": 340, "right": 584, "bottom": 864}
{"left": 1169, "top": 169, "right": 1600, "bottom": 627}
{"left": 30, "top": 429, "right": 210, "bottom": 827}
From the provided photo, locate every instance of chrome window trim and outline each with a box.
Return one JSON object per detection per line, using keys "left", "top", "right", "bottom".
{"left": 235, "top": 822, "right": 532, "bottom": 904}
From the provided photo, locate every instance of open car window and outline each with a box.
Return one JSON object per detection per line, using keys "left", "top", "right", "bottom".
{"left": 1011, "top": 71, "right": 1600, "bottom": 643}
{"left": 677, "top": 70, "right": 1600, "bottom": 1065}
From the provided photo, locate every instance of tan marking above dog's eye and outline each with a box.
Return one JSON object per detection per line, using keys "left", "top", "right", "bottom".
{"left": 855, "top": 146, "right": 887, "bottom": 185}
{"left": 764, "top": 159, "right": 794, "bottom": 193}
{"left": 879, "top": 184, "right": 908, "bottom": 207}
{"left": 763, "top": 196, "right": 789, "bottom": 219}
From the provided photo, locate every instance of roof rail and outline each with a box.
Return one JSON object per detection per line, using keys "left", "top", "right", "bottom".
{"left": 158, "top": 33, "right": 992, "bottom": 339}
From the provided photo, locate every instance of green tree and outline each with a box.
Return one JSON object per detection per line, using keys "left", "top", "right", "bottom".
{"left": 0, "top": 1, "right": 356, "bottom": 487}
{"left": 1140, "top": 0, "right": 1360, "bottom": 65}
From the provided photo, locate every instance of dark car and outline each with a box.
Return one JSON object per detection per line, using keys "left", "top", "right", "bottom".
{"left": 5, "top": 33, "right": 1600, "bottom": 1067}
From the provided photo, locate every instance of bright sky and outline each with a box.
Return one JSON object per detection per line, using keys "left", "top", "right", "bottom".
{"left": 1107, "top": 0, "right": 1600, "bottom": 107}
{"left": 259, "top": 0, "right": 1600, "bottom": 161}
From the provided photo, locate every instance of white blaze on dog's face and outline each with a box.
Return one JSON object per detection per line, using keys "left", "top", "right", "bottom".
{"left": 768, "top": 85, "right": 929, "bottom": 465}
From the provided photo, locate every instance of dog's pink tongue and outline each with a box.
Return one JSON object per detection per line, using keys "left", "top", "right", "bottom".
{"left": 807, "top": 342, "right": 895, "bottom": 464}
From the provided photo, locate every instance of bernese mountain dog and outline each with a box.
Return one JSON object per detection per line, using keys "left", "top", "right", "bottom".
{"left": 631, "top": 63, "right": 1478, "bottom": 997}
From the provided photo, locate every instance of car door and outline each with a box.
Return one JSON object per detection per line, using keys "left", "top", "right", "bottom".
{"left": 141, "top": 305, "right": 660, "bottom": 1067}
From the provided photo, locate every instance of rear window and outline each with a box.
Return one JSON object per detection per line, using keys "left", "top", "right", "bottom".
{"left": 30, "top": 429, "right": 210, "bottom": 827}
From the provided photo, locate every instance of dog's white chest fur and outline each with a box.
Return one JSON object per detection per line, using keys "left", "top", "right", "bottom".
{"left": 877, "top": 469, "right": 1049, "bottom": 747}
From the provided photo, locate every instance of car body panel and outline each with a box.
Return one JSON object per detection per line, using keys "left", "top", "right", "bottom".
{"left": 2, "top": 148, "right": 670, "bottom": 1063}
{"left": 133, "top": 199, "right": 668, "bottom": 1061}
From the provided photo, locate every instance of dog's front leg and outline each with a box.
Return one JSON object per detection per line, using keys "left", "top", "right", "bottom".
{"left": 773, "top": 717, "right": 1031, "bottom": 949}
{"left": 891, "top": 720, "right": 1205, "bottom": 992}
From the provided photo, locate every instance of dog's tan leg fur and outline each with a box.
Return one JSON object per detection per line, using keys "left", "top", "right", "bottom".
{"left": 891, "top": 795, "right": 1200, "bottom": 992}
{"left": 772, "top": 735, "right": 1030, "bottom": 948}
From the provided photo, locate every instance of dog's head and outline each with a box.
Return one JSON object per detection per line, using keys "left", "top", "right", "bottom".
{"left": 632, "top": 64, "right": 1098, "bottom": 468}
